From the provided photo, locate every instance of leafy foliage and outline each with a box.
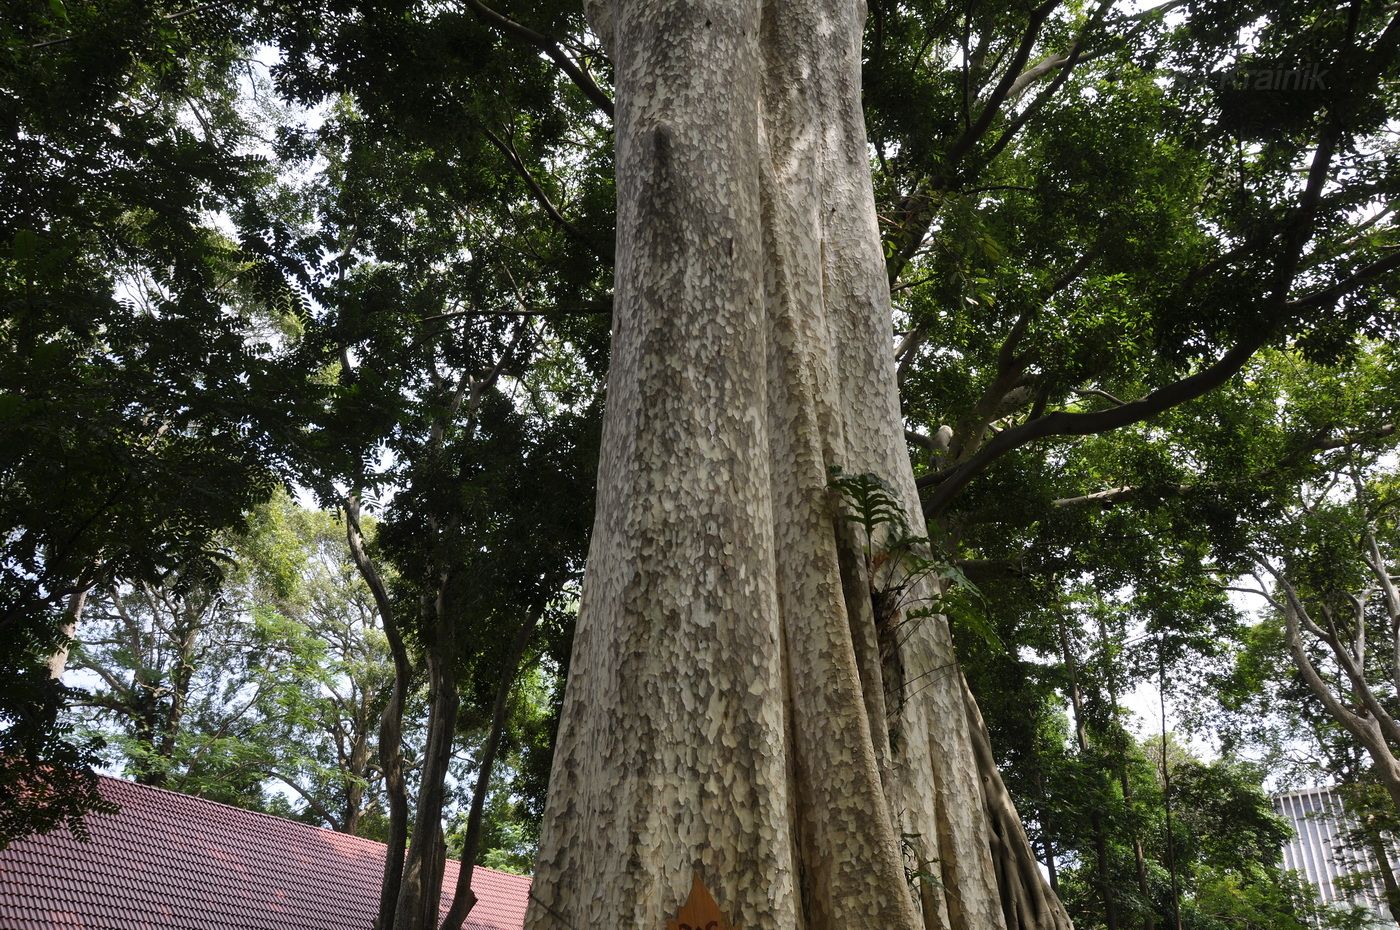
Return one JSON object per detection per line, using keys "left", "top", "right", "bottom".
{"left": 828, "top": 465, "right": 1000, "bottom": 653}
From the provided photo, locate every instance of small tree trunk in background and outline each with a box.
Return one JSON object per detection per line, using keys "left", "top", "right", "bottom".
{"left": 1119, "top": 766, "right": 1154, "bottom": 930}
{"left": 46, "top": 587, "right": 88, "bottom": 679}
{"left": 343, "top": 497, "right": 413, "bottom": 930}
{"left": 159, "top": 599, "right": 202, "bottom": 760}
{"left": 440, "top": 612, "right": 540, "bottom": 930}
{"left": 1059, "top": 620, "right": 1117, "bottom": 930}
{"left": 1099, "top": 620, "right": 1153, "bottom": 930}
{"left": 524, "top": 2, "right": 1071, "bottom": 926}
{"left": 345, "top": 726, "right": 371, "bottom": 836}
{"left": 1034, "top": 769, "right": 1059, "bottom": 894}
{"left": 1358, "top": 817, "right": 1400, "bottom": 927}
{"left": 1157, "top": 658, "right": 1183, "bottom": 930}
{"left": 394, "top": 590, "right": 460, "bottom": 930}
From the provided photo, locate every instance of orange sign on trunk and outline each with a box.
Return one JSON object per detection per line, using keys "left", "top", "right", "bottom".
{"left": 667, "top": 872, "right": 735, "bottom": 930}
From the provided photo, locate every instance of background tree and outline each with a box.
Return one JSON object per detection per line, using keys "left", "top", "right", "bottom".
{"left": 264, "top": 22, "right": 610, "bottom": 919}
{"left": 70, "top": 495, "right": 402, "bottom": 830}
{"left": 0, "top": 0, "right": 316, "bottom": 843}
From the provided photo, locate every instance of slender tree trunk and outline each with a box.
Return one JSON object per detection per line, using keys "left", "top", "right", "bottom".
{"left": 160, "top": 600, "right": 201, "bottom": 760}
{"left": 133, "top": 703, "right": 166, "bottom": 787}
{"left": 440, "top": 612, "right": 540, "bottom": 930}
{"left": 1278, "top": 575, "right": 1400, "bottom": 814}
{"left": 374, "top": 678, "right": 411, "bottom": 930}
{"left": 1057, "top": 620, "right": 1118, "bottom": 930}
{"left": 344, "top": 497, "right": 413, "bottom": 930}
{"left": 394, "top": 591, "right": 459, "bottom": 930}
{"left": 524, "top": 1, "right": 1070, "bottom": 927}
{"left": 346, "top": 728, "right": 370, "bottom": 836}
{"left": 1034, "top": 769, "right": 1059, "bottom": 894}
{"left": 1098, "top": 620, "right": 1153, "bottom": 930}
{"left": 1118, "top": 767, "right": 1153, "bottom": 930}
{"left": 1156, "top": 658, "right": 1182, "bottom": 930}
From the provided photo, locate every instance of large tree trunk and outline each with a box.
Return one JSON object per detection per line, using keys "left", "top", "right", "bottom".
{"left": 524, "top": 1, "right": 1071, "bottom": 928}
{"left": 966, "top": 677, "right": 1073, "bottom": 930}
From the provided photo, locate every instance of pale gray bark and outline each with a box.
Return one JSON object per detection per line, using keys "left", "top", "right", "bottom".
{"left": 1267, "top": 561, "right": 1400, "bottom": 811}
{"left": 46, "top": 587, "right": 89, "bottom": 679}
{"left": 524, "top": 2, "right": 1070, "bottom": 928}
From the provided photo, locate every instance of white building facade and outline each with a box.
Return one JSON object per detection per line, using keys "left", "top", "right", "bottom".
{"left": 1273, "top": 786, "right": 1394, "bottom": 925}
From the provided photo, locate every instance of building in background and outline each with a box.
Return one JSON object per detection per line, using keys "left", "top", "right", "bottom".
{"left": 1274, "top": 786, "right": 1394, "bottom": 925}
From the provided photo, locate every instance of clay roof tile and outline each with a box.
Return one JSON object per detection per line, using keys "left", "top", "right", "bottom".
{"left": 0, "top": 777, "right": 530, "bottom": 930}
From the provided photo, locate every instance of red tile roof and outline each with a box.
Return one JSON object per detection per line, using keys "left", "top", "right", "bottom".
{"left": 0, "top": 775, "right": 530, "bottom": 930}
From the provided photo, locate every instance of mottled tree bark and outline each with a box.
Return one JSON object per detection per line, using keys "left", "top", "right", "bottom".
{"left": 46, "top": 588, "right": 88, "bottom": 679}
{"left": 524, "top": 1, "right": 1071, "bottom": 928}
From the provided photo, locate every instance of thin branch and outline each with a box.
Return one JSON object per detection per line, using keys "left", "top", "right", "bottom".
{"left": 482, "top": 127, "right": 612, "bottom": 261}
{"left": 421, "top": 304, "right": 608, "bottom": 323}
{"left": 1073, "top": 387, "right": 1127, "bottom": 407}
{"left": 952, "top": 0, "right": 1062, "bottom": 167}
{"left": 25, "top": 1, "right": 227, "bottom": 50}
{"left": 268, "top": 771, "right": 342, "bottom": 831}
{"left": 1286, "top": 249, "right": 1400, "bottom": 312}
{"left": 984, "top": 0, "right": 1112, "bottom": 165}
{"left": 1317, "top": 422, "right": 1397, "bottom": 451}
{"left": 463, "top": 0, "right": 614, "bottom": 118}
{"left": 1224, "top": 585, "right": 1282, "bottom": 610}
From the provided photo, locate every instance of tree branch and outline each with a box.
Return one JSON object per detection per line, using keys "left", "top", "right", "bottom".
{"left": 983, "top": 0, "right": 1112, "bottom": 166}
{"left": 1286, "top": 249, "right": 1400, "bottom": 313}
{"left": 482, "top": 127, "right": 612, "bottom": 260}
{"left": 269, "top": 770, "right": 342, "bottom": 831}
{"left": 921, "top": 331, "right": 1267, "bottom": 517}
{"left": 463, "top": 0, "right": 614, "bottom": 118}
{"left": 885, "top": 0, "right": 1061, "bottom": 282}
{"left": 921, "top": 89, "right": 1349, "bottom": 519}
